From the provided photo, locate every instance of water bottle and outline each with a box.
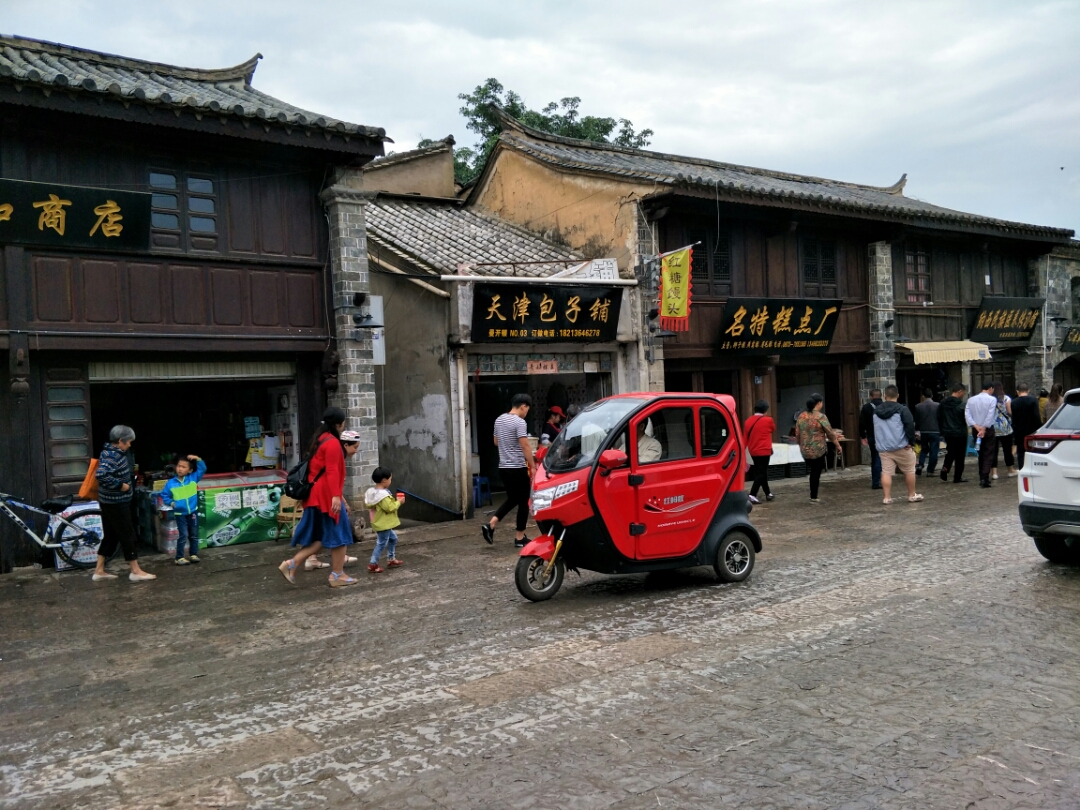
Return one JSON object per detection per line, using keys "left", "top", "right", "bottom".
{"left": 975, "top": 436, "right": 982, "bottom": 452}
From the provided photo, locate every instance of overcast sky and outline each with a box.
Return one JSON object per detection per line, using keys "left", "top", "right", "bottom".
{"left": 4, "top": 1, "right": 1077, "bottom": 233}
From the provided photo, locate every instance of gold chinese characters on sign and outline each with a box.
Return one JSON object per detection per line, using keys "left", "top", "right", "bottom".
{"left": 472, "top": 284, "right": 621, "bottom": 344}
{"left": 0, "top": 179, "right": 148, "bottom": 249}
{"left": 969, "top": 297, "right": 1044, "bottom": 343}
{"left": 718, "top": 298, "right": 843, "bottom": 355}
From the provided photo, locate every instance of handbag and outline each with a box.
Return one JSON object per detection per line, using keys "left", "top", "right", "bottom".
{"left": 744, "top": 415, "right": 764, "bottom": 472}
{"left": 78, "top": 458, "right": 99, "bottom": 501}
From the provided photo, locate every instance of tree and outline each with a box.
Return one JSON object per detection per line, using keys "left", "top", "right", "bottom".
{"left": 435, "top": 78, "right": 654, "bottom": 185}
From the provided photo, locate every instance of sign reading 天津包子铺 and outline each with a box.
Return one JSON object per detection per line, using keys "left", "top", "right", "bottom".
{"left": 969, "top": 297, "right": 1044, "bottom": 343}
{"left": 0, "top": 178, "right": 151, "bottom": 250}
{"left": 471, "top": 285, "right": 621, "bottom": 343}
{"left": 716, "top": 298, "right": 843, "bottom": 354}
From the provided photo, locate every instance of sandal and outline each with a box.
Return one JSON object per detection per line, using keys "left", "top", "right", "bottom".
{"left": 387, "top": 559, "right": 403, "bottom": 568}
{"left": 328, "top": 572, "right": 358, "bottom": 588}
{"left": 368, "top": 563, "right": 384, "bottom": 573}
{"left": 908, "top": 494, "right": 924, "bottom": 502}
{"left": 882, "top": 498, "right": 895, "bottom": 504}
{"left": 278, "top": 559, "right": 297, "bottom": 585}
{"left": 304, "top": 557, "right": 330, "bottom": 570}
{"left": 344, "top": 555, "right": 358, "bottom": 566}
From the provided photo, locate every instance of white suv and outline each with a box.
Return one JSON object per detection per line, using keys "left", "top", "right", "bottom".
{"left": 1018, "top": 388, "right": 1080, "bottom": 565}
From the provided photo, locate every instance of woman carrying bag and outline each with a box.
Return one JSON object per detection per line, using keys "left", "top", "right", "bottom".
{"left": 743, "top": 400, "right": 776, "bottom": 505}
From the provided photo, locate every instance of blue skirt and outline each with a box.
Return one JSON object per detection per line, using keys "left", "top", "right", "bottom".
{"left": 290, "top": 505, "right": 353, "bottom": 550}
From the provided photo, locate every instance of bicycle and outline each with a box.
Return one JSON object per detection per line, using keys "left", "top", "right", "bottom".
{"left": 0, "top": 492, "right": 114, "bottom": 569}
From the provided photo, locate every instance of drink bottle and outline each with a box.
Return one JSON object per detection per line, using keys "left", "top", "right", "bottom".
{"left": 975, "top": 436, "right": 982, "bottom": 452}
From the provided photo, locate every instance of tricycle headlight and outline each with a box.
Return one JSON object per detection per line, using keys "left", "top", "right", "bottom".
{"left": 530, "top": 479, "right": 578, "bottom": 515}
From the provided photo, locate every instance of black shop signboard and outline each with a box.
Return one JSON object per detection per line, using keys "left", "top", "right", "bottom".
{"left": 471, "top": 284, "right": 621, "bottom": 343}
{"left": 0, "top": 178, "right": 151, "bottom": 250}
{"left": 717, "top": 298, "right": 843, "bottom": 354}
{"left": 969, "top": 297, "right": 1043, "bottom": 343}
{"left": 1061, "top": 326, "right": 1080, "bottom": 354}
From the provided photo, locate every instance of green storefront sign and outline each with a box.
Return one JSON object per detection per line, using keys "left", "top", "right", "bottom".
{"left": 197, "top": 472, "right": 288, "bottom": 546}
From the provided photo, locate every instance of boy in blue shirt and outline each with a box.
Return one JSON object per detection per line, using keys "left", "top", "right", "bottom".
{"left": 162, "top": 454, "right": 206, "bottom": 565}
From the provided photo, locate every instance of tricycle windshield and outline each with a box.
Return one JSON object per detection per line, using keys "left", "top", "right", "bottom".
{"left": 544, "top": 397, "right": 646, "bottom": 474}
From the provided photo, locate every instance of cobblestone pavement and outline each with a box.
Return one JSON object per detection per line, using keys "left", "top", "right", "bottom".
{"left": 2, "top": 472, "right": 1080, "bottom": 809}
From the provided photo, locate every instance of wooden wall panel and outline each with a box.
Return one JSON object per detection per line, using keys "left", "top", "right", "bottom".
{"left": 170, "top": 265, "right": 205, "bottom": 325}
{"left": 227, "top": 169, "right": 256, "bottom": 253}
{"left": 250, "top": 271, "right": 281, "bottom": 326}
{"left": 128, "top": 263, "right": 164, "bottom": 323}
{"left": 210, "top": 268, "right": 244, "bottom": 325}
{"left": 32, "top": 256, "right": 73, "bottom": 322}
{"left": 82, "top": 261, "right": 120, "bottom": 323}
{"left": 285, "top": 273, "right": 317, "bottom": 327}
{"left": 0, "top": 250, "right": 7, "bottom": 328}
{"left": 258, "top": 175, "right": 287, "bottom": 255}
{"left": 286, "top": 175, "right": 317, "bottom": 258}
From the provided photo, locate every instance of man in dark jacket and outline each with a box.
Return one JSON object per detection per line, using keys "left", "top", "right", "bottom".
{"left": 859, "top": 388, "right": 883, "bottom": 490}
{"left": 1010, "top": 383, "right": 1043, "bottom": 471}
{"left": 914, "top": 388, "right": 940, "bottom": 477}
{"left": 938, "top": 383, "right": 969, "bottom": 483}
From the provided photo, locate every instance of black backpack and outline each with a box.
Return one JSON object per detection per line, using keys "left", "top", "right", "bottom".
{"left": 284, "top": 438, "right": 328, "bottom": 500}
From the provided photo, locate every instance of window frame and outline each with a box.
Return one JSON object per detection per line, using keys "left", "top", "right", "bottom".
{"left": 684, "top": 223, "right": 733, "bottom": 298}
{"left": 633, "top": 405, "right": 698, "bottom": 466}
{"left": 148, "top": 166, "right": 220, "bottom": 251}
{"left": 801, "top": 236, "right": 839, "bottom": 299}
{"left": 904, "top": 240, "right": 932, "bottom": 304}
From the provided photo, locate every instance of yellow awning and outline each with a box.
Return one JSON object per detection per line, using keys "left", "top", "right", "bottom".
{"left": 895, "top": 341, "right": 992, "bottom": 365}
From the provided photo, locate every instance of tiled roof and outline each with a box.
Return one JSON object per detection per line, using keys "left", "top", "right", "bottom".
{"left": 366, "top": 195, "right": 582, "bottom": 276}
{"left": 495, "top": 115, "right": 1073, "bottom": 241}
{"left": 366, "top": 137, "right": 455, "bottom": 171}
{"left": 0, "top": 34, "right": 386, "bottom": 140}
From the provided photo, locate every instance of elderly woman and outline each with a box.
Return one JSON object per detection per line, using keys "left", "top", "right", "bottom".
{"left": 796, "top": 394, "right": 842, "bottom": 505}
{"left": 93, "top": 425, "right": 155, "bottom": 582}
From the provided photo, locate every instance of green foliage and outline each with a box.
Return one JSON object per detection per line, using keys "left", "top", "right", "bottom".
{"left": 452, "top": 78, "right": 653, "bottom": 185}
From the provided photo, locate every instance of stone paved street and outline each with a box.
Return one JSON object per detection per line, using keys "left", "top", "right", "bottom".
{"left": 2, "top": 472, "right": 1080, "bottom": 809}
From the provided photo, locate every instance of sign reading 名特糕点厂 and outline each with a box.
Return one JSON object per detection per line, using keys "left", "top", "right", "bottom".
{"left": 969, "top": 297, "right": 1044, "bottom": 343}
{"left": 1061, "top": 325, "right": 1080, "bottom": 354}
{"left": 717, "top": 298, "right": 843, "bottom": 354}
{"left": 471, "top": 285, "right": 621, "bottom": 343}
{"left": 0, "top": 178, "right": 151, "bottom": 250}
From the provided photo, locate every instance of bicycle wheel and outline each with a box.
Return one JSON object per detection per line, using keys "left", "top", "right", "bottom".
{"left": 53, "top": 508, "right": 110, "bottom": 569}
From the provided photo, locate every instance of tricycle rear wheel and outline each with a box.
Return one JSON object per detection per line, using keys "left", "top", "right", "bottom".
{"left": 515, "top": 555, "right": 565, "bottom": 602}
{"left": 714, "top": 531, "right": 755, "bottom": 582}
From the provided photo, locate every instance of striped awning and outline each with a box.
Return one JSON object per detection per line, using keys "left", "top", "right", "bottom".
{"left": 895, "top": 341, "right": 992, "bottom": 365}
{"left": 89, "top": 360, "right": 296, "bottom": 382}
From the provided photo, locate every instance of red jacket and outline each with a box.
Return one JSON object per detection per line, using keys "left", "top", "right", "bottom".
{"left": 743, "top": 414, "right": 776, "bottom": 457}
{"left": 304, "top": 435, "right": 345, "bottom": 514}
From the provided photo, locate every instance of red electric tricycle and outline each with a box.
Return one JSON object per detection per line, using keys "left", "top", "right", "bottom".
{"left": 516, "top": 393, "right": 761, "bottom": 601}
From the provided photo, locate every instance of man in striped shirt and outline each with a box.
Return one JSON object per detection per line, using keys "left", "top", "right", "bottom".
{"left": 482, "top": 393, "right": 535, "bottom": 548}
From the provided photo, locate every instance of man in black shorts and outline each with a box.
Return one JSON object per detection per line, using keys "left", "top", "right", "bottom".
{"left": 482, "top": 393, "right": 536, "bottom": 548}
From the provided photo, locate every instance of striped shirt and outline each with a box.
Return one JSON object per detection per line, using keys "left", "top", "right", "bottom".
{"left": 494, "top": 412, "right": 529, "bottom": 468}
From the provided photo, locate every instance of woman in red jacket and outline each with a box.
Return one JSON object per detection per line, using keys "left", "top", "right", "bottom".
{"left": 279, "top": 407, "right": 358, "bottom": 588}
{"left": 744, "top": 399, "right": 776, "bottom": 505}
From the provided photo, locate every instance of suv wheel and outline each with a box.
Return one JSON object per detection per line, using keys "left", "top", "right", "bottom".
{"left": 1033, "top": 534, "right": 1080, "bottom": 566}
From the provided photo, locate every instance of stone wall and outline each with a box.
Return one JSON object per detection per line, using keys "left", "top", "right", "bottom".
{"left": 1013, "top": 249, "right": 1080, "bottom": 393}
{"left": 320, "top": 182, "right": 379, "bottom": 504}
{"left": 860, "top": 241, "right": 896, "bottom": 400}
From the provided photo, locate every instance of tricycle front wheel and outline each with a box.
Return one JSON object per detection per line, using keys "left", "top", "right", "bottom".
{"left": 515, "top": 555, "right": 565, "bottom": 602}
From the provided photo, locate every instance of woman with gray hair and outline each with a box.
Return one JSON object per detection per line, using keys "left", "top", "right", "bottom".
{"left": 92, "top": 425, "right": 155, "bottom": 582}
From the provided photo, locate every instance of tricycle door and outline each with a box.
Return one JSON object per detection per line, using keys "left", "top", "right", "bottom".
{"left": 591, "top": 430, "right": 637, "bottom": 560}
{"left": 633, "top": 404, "right": 736, "bottom": 560}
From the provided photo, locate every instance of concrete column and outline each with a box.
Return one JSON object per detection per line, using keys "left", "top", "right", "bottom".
{"left": 630, "top": 205, "right": 665, "bottom": 392}
{"left": 860, "top": 241, "right": 897, "bottom": 400}
{"left": 320, "top": 183, "right": 378, "bottom": 504}
{"left": 1015, "top": 253, "right": 1074, "bottom": 393}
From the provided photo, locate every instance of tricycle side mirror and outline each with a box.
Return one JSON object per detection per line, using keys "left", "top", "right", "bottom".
{"left": 598, "top": 449, "right": 629, "bottom": 476}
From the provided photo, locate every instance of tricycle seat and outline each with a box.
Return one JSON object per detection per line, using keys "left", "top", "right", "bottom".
{"left": 40, "top": 495, "right": 73, "bottom": 513}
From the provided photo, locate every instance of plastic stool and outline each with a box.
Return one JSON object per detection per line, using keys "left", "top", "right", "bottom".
{"left": 473, "top": 475, "right": 492, "bottom": 507}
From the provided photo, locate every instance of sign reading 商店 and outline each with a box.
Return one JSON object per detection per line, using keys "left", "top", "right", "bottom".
{"left": 716, "top": 298, "right": 843, "bottom": 354}
{"left": 0, "top": 178, "right": 151, "bottom": 250}
{"left": 471, "top": 284, "right": 621, "bottom": 343}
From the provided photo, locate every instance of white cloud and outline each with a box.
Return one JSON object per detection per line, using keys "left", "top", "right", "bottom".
{"left": 2, "top": 0, "right": 1077, "bottom": 230}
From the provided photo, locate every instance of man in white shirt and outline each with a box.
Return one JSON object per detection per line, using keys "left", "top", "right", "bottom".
{"left": 965, "top": 381, "right": 999, "bottom": 488}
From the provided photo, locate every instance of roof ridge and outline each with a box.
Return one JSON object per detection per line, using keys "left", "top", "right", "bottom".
{"left": 366, "top": 136, "right": 455, "bottom": 171}
{"left": 495, "top": 108, "right": 908, "bottom": 196}
{"left": 0, "top": 33, "right": 260, "bottom": 84}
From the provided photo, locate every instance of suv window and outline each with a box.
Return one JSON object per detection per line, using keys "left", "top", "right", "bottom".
{"left": 1047, "top": 393, "right": 1080, "bottom": 431}
{"left": 700, "top": 407, "right": 730, "bottom": 457}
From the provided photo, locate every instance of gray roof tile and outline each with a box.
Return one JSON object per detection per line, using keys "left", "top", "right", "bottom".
{"left": 366, "top": 196, "right": 582, "bottom": 276}
{"left": 496, "top": 117, "right": 1073, "bottom": 241}
{"left": 0, "top": 34, "right": 386, "bottom": 140}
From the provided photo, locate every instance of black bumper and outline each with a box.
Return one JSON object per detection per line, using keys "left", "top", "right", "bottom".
{"left": 1018, "top": 502, "right": 1080, "bottom": 537}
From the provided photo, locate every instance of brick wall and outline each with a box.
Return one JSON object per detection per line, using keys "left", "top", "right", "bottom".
{"left": 860, "top": 241, "right": 896, "bottom": 401}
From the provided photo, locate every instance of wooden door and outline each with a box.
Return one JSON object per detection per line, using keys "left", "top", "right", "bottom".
{"left": 40, "top": 367, "right": 93, "bottom": 497}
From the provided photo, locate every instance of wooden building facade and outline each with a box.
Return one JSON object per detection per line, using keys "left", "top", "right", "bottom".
{"left": 0, "top": 36, "right": 386, "bottom": 569}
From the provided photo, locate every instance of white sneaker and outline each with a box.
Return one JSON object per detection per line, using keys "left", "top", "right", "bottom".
{"left": 992, "top": 471, "right": 999, "bottom": 480}
{"left": 129, "top": 572, "right": 157, "bottom": 582}
{"left": 92, "top": 572, "right": 117, "bottom": 581}
{"left": 1007, "top": 471, "right": 1018, "bottom": 478}
{"left": 748, "top": 495, "right": 761, "bottom": 505}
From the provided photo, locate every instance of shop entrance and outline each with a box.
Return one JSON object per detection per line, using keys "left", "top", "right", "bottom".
{"left": 897, "top": 365, "right": 953, "bottom": 406}
{"left": 775, "top": 367, "right": 841, "bottom": 436}
{"left": 471, "top": 370, "right": 612, "bottom": 490}
{"left": 665, "top": 369, "right": 735, "bottom": 396}
{"left": 89, "top": 377, "right": 297, "bottom": 478}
